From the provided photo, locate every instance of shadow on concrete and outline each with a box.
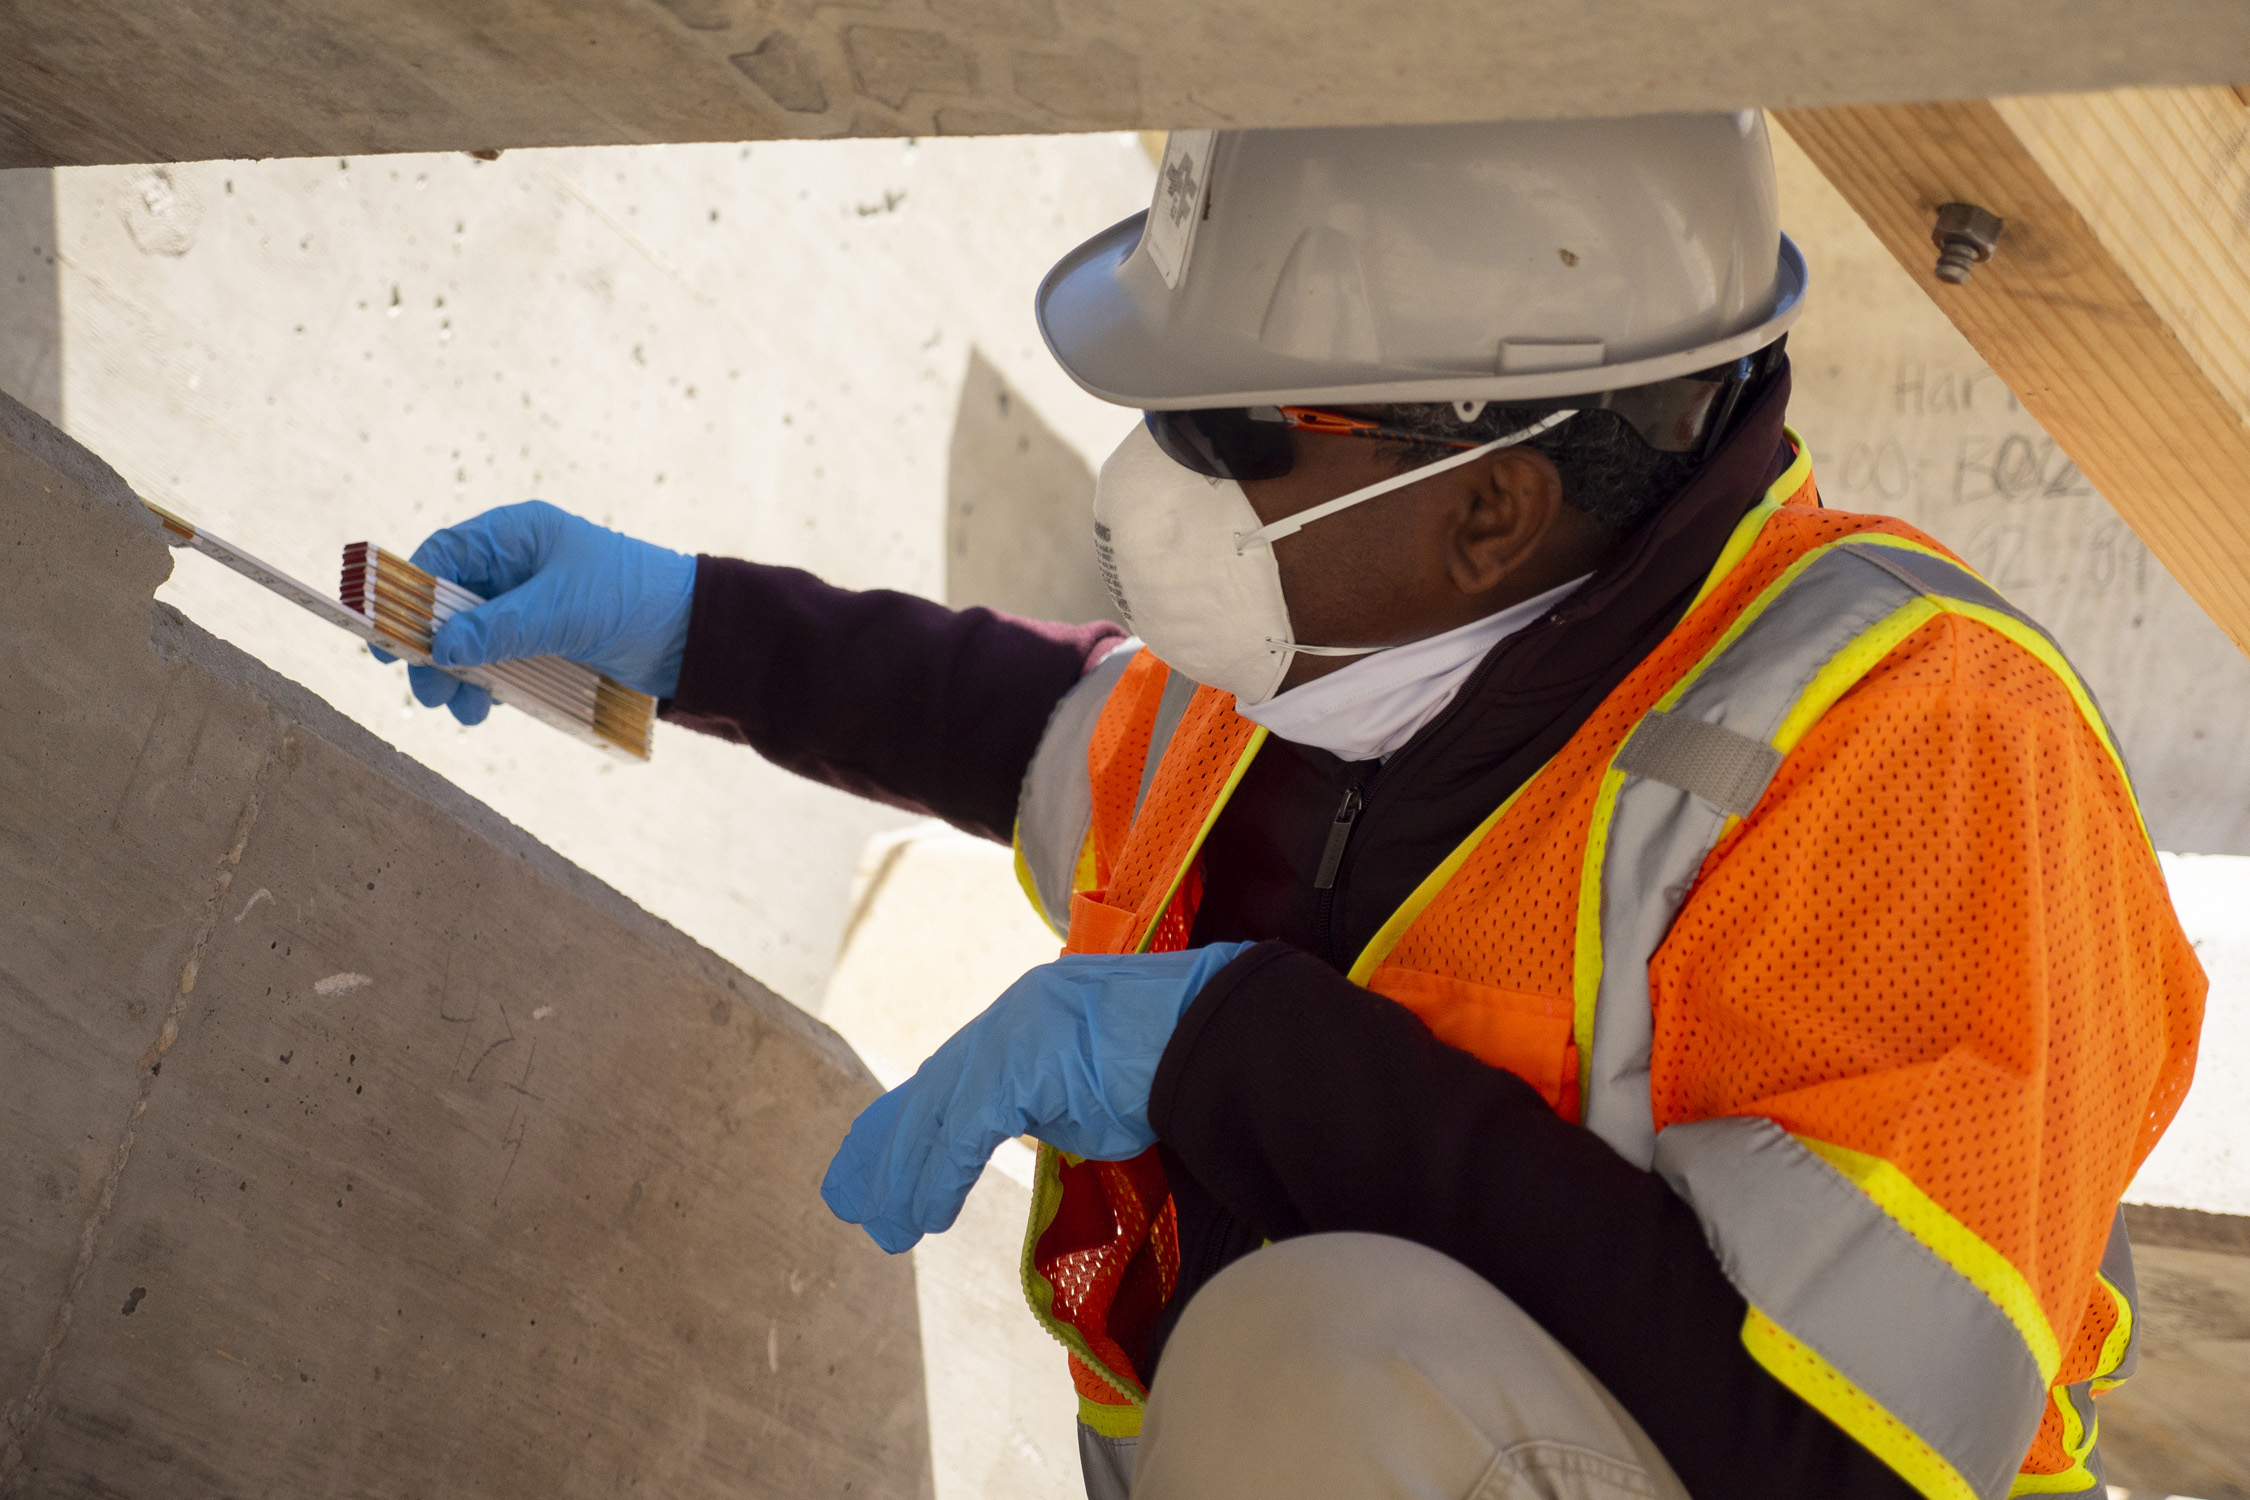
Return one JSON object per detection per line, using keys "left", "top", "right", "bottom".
{"left": 946, "top": 347, "right": 1115, "bottom": 628}
{"left": 0, "top": 168, "right": 58, "bottom": 423}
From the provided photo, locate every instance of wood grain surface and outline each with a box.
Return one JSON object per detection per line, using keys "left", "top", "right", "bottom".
{"left": 1776, "top": 89, "right": 2250, "bottom": 658}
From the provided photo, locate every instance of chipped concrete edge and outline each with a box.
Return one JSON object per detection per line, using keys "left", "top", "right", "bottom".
{"left": 0, "top": 386, "right": 876, "bottom": 1089}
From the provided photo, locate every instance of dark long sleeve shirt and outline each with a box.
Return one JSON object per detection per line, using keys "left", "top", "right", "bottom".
{"left": 663, "top": 363, "right": 1917, "bottom": 1500}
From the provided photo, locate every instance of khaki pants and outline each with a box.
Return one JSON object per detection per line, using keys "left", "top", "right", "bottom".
{"left": 1080, "top": 1233, "right": 1693, "bottom": 1500}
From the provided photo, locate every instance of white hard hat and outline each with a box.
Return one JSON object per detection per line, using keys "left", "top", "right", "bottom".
{"left": 1037, "top": 114, "right": 1805, "bottom": 411}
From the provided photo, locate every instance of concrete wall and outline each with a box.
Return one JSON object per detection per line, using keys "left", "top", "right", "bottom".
{"left": 0, "top": 144, "right": 1144, "bottom": 1496}
{"left": 946, "top": 349, "right": 1110, "bottom": 625}
{"left": 0, "top": 170, "right": 56, "bottom": 424}
{"left": 0, "top": 138, "right": 1151, "bottom": 1014}
{"left": 6, "top": 1, "right": 2250, "bottom": 168}
{"left": 0, "top": 388, "right": 928, "bottom": 1496}
{"left": 818, "top": 826, "right": 1082, "bottom": 1500}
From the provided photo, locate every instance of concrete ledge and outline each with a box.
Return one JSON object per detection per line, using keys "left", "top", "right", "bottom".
{"left": 4, "top": 1, "right": 2250, "bottom": 167}
{"left": 2126, "top": 1203, "right": 2250, "bottom": 1258}
{"left": 0, "top": 386, "right": 929, "bottom": 1495}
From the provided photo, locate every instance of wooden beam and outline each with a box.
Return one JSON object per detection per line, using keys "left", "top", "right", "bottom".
{"left": 1775, "top": 90, "right": 2250, "bottom": 658}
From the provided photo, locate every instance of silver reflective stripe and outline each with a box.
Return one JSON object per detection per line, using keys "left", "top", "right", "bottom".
{"left": 1845, "top": 542, "right": 2132, "bottom": 773}
{"left": 1613, "top": 711, "right": 1781, "bottom": 817}
{"left": 1655, "top": 1117, "right": 2049, "bottom": 1499}
{"left": 1584, "top": 541, "right": 2040, "bottom": 1165}
{"left": 2099, "top": 1208, "right": 2139, "bottom": 1384}
{"left": 1016, "top": 644, "right": 1140, "bottom": 933}
{"left": 2066, "top": 1380, "right": 2105, "bottom": 1493}
{"left": 1076, "top": 1424, "right": 1137, "bottom": 1500}
{"left": 2029, "top": 1212, "right": 2137, "bottom": 1494}
{"left": 1135, "top": 666, "right": 1200, "bottom": 821}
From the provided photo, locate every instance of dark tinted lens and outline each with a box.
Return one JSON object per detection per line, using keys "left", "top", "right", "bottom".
{"left": 1603, "top": 378, "right": 1727, "bottom": 453}
{"left": 1144, "top": 408, "right": 1296, "bottom": 481}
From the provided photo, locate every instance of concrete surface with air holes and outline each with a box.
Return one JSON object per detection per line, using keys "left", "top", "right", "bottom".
{"left": 0, "top": 390, "right": 928, "bottom": 1496}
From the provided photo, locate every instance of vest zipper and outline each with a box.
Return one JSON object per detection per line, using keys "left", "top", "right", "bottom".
{"left": 1313, "top": 783, "right": 1364, "bottom": 891}
{"left": 1311, "top": 602, "right": 1571, "bottom": 965}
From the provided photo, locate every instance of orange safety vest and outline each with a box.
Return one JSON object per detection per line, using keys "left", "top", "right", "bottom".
{"left": 1008, "top": 440, "right": 2203, "bottom": 1500}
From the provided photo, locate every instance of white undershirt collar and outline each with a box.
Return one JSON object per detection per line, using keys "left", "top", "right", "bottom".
{"left": 1238, "top": 573, "right": 1592, "bottom": 763}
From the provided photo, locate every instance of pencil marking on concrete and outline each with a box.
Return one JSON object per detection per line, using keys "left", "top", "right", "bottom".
{"left": 491, "top": 1103, "right": 528, "bottom": 1208}
{"left": 106, "top": 670, "right": 178, "bottom": 833}
{"left": 1, "top": 722, "right": 285, "bottom": 1483}
{"left": 313, "top": 971, "right": 373, "bottom": 997}
{"left": 234, "top": 886, "right": 272, "bottom": 922}
{"left": 504, "top": 1038, "right": 543, "bottom": 1103}
{"left": 466, "top": 1003, "right": 516, "bottom": 1083}
{"left": 440, "top": 941, "right": 483, "bottom": 1072}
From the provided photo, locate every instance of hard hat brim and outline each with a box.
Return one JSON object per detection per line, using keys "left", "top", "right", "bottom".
{"left": 1037, "top": 211, "right": 1808, "bottom": 412}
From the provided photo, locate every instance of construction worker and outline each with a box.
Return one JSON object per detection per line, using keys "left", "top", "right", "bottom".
{"left": 396, "top": 116, "right": 2203, "bottom": 1500}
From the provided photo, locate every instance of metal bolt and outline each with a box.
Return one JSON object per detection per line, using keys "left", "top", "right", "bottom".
{"left": 1931, "top": 202, "right": 2004, "bottom": 285}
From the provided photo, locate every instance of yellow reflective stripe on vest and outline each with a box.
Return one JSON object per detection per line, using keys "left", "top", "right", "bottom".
{"left": 1346, "top": 772, "right": 1545, "bottom": 984}
{"left": 1659, "top": 1118, "right": 2050, "bottom": 1500}
{"left": 1742, "top": 1306, "right": 1984, "bottom": 1500}
{"left": 1134, "top": 721, "right": 1267, "bottom": 954}
{"left": 2091, "top": 1211, "right": 2139, "bottom": 1390}
{"left": 1573, "top": 535, "right": 2134, "bottom": 1161}
{"left": 2007, "top": 1380, "right": 2102, "bottom": 1496}
{"left": 1803, "top": 535, "right": 2145, "bottom": 848}
{"left": 1800, "top": 1138, "right": 2063, "bottom": 1385}
{"left": 1016, "top": 1141, "right": 1148, "bottom": 1409}
{"left": 1350, "top": 445, "right": 1816, "bottom": 986}
{"left": 1575, "top": 536, "right": 2144, "bottom": 1500}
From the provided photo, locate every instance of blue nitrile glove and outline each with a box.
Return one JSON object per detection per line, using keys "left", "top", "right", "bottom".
{"left": 371, "top": 500, "right": 697, "bottom": 725}
{"left": 823, "top": 943, "right": 1256, "bottom": 1253}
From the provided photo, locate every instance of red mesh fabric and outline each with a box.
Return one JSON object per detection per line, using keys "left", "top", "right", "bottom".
{"left": 1038, "top": 664, "right": 1250, "bottom": 1401}
{"left": 1144, "top": 862, "right": 1202, "bottom": 956}
{"left": 1034, "top": 1151, "right": 1172, "bottom": 1402}
{"left": 1649, "top": 613, "right": 2204, "bottom": 1343}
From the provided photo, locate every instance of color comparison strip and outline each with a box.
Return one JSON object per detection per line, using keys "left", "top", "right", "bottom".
{"left": 146, "top": 501, "right": 654, "bottom": 762}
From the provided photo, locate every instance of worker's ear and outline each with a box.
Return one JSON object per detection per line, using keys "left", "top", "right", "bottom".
{"left": 1446, "top": 446, "right": 1564, "bottom": 597}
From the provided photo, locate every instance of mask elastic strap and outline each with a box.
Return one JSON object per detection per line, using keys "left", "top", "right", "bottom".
{"left": 1232, "top": 410, "right": 1577, "bottom": 554}
{"left": 1264, "top": 640, "right": 1384, "bottom": 656}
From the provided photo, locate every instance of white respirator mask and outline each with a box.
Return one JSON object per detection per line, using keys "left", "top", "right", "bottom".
{"left": 1091, "top": 413, "right": 1574, "bottom": 707}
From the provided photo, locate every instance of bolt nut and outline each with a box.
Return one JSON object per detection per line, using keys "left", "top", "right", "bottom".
{"left": 1931, "top": 202, "right": 2004, "bottom": 285}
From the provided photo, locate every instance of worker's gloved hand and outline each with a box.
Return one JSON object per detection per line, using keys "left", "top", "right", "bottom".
{"left": 372, "top": 500, "right": 697, "bottom": 725}
{"left": 823, "top": 943, "right": 1256, "bottom": 1253}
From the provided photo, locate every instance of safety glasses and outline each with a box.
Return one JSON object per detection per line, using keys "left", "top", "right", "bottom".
{"left": 1143, "top": 405, "right": 1460, "bottom": 482}
{"left": 1143, "top": 352, "right": 1774, "bottom": 482}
